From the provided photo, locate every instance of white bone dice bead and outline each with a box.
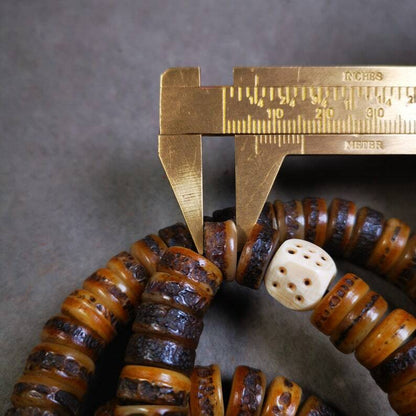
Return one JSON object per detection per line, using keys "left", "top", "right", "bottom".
{"left": 265, "top": 239, "right": 336, "bottom": 311}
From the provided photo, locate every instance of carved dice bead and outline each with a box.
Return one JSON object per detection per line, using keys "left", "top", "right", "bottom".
{"left": 265, "top": 239, "right": 336, "bottom": 311}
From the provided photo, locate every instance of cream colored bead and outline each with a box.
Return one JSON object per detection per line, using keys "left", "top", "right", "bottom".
{"left": 265, "top": 239, "right": 336, "bottom": 311}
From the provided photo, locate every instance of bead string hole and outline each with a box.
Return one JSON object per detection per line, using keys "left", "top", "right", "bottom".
{"left": 288, "top": 249, "right": 296, "bottom": 255}
{"left": 279, "top": 267, "right": 287, "bottom": 275}
{"left": 288, "top": 282, "right": 296, "bottom": 291}
{"left": 321, "top": 256, "right": 327, "bottom": 261}
{"left": 295, "top": 244, "right": 302, "bottom": 248}
{"left": 304, "top": 278, "right": 312, "bottom": 286}
{"left": 304, "top": 254, "right": 310, "bottom": 259}
{"left": 316, "top": 262, "right": 322, "bottom": 267}
{"left": 296, "top": 295, "right": 304, "bottom": 302}
{"left": 272, "top": 281, "right": 279, "bottom": 288}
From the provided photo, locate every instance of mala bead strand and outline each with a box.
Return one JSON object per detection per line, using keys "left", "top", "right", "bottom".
{"left": 113, "top": 246, "right": 223, "bottom": 415}
{"left": 204, "top": 220, "right": 238, "bottom": 282}
{"left": 189, "top": 364, "right": 224, "bottom": 416}
{"left": 260, "top": 376, "right": 302, "bottom": 416}
{"left": 9, "top": 249, "right": 149, "bottom": 416}
{"left": 226, "top": 366, "right": 267, "bottom": 416}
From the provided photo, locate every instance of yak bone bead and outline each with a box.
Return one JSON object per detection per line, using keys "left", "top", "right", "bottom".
{"left": 190, "top": 364, "right": 224, "bottom": 416}
{"left": 236, "top": 222, "right": 279, "bottom": 290}
{"left": 265, "top": 239, "right": 336, "bottom": 311}
{"left": 324, "top": 198, "right": 357, "bottom": 255}
{"left": 260, "top": 376, "right": 302, "bottom": 416}
{"left": 302, "top": 197, "right": 328, "bottom": 247}
{"left": 114, "top": 405, "right": 188, "bottom": 416}
{"left": 131, "top": 234, "right": 168, "bottom": 276}
{"left": 297, "top": 395, "right": 339, "bottom": 416}
{"left": 117, "top": 365, "right": 191, "bottom": 406}
{"left": 226, "top": 366, "right": 266, "bottom": 416}
{"left": 204, "top": 220, "right": 238, "bottom": 282}
{"left": 367, "top": 218, "right": 411, "bottom": 274}
{"left": 371, "top": 337, "right": 416, "bottom": 393}
{"left": 274, "top": 200, "right": 305, "bottom": 243}
{"left": 388, "top": 379, "right": 416, "bottom": 416}
{"left": 311, "top": 273, "right": 369, "bottom": 335}
{"left": 355, "top": 309, "right": 416, "bottom": 369}
{"left": 158, "top": 222, "right": 196, "bottom": 250}
{"left": 329, "top": 291, "right": 388, "bottom": 354}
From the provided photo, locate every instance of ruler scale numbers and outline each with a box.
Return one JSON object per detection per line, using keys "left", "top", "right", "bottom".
{"left": 159, "top": 67, "right": 416, "bottom": 253}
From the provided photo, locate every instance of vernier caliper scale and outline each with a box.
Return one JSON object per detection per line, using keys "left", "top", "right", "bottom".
{"left": 159, "top": 67, "right": 416, "bottom": 253}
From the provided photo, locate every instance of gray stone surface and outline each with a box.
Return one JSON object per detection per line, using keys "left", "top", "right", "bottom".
{"left": 1, "top": 1, "right": 416, "bottom": 414}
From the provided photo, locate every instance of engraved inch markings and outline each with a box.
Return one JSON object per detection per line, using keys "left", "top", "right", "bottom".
{"left": 222, "top": 85, "right": 416, "bottom": 135}
{"left": 254, "top": 134, "right": 305, "bottom": 155}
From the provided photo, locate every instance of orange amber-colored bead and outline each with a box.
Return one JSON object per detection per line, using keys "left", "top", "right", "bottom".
{"left": 311, "top": 274, "right": 369, "bottom": 336}
{"left": 329, "top": 291, "right": 387, "bottom": 354}
{"left": 388, "top": 379, "right": 416, "bottom": 416}
{"left": 302, "top": 197, "right": 328, "bottom": 247}
{"left": 355, "top": 309, "right": 416, "bottom": 369}
{"left": 131, "top": 234, "right": 168, "bottom": 276}
{"left": 260, "top": 376, "right": 302, "bottom": 416}
{"left": 367, "top": 218, "right": 410, "bottom": 274}
{"left": 274, "top": 200, "right": 305, "bottom": 243}
{"left": 190, "top": 364, "right": 224, "bottom": 416}
{"left": 226, "top": 366, "right": 266, "bottom": 416}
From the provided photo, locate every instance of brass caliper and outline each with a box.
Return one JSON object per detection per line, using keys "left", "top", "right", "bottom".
{"left": 158, "top": 67, "right": 416, "bottom": 253}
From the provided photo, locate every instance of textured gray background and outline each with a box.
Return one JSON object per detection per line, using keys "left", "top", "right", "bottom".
{"left": 1, "top": 1, "right": 416, "bottom": 415}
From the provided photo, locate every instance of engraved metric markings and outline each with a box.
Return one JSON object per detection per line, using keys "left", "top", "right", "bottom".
{"left": 223, "top": 86, "right": 416, "bottom": 135}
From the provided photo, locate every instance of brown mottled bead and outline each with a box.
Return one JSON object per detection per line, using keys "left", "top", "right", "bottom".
{"left": 274, "top": 200, "right": 305, "bottom": 243}
{"left": 260, "top": 376, "right": 302, "bottom": 416}
{"left": 117, "top": 365, "right": 191, "bottom": 406}
{"left": 297, "top": 395, "right": 339, "bottom": 416}
{"left": 11, "top": 374, "right": 80, "bottom": 416}
{"left": 258, "top": 201, "right": 277, "bottom": 230}
{"left": 141, "top": 272, "right": 212, "bottom": 316}
{"left": 83, "top": 268, "right": 134, "bottom": 323}
{"left": 226, "top": 366, "right": 266, "bottom": 416}
{"left": 324, "top": 198, "right": 357, "bottom": 256}
{"left": 302, "top": 197, "right": 328, "bottom": 247}
{"left": 158, "top": 222, "right": 196, "bottom": 250}
{"left": 107, "top": 251, "right": 149, "bottom": 300}
{"left": 311, "top": 274, "right": 370, "bottom": 336}
{"left": 204, "top": 220, "right": 237, "bottom": 282}
{"left": 367, "top": 218, "right": 411, "bottom": 274}
{"left": 41, "top": 315, "right": 105, "bottom": 361}
{"left": 407, "top": 275, "right": 416, "bottom": 302}
{"left": 24, "top": 342, "right": 94, "bottom": 399}
{"left": 114, "top": 405, "right": 188, "bottom": 416}
{"left": 61, "top": 289, "right": 117, "bottom": 343}
{"left": 131, "top": 235, "right": 168, "bottom": 276}
{"left": 125, "top": 333, "right": 195, "bottom": 376}
{"left": 190, "top": 364, "right": 224, "bottom": 416}
{"left": 344, "top": 206, "right": 385, "bottom": 265}
{"left": 329, "top": 291, "right": 388, "bottom": 354}
{"left": 355, "top": 309, "right": 416, "bottom": 369}
{"left": 387, "top": 234, "right": 416, "bottom": 289}
{"left": 157, "top": 247, "right": 223, "bottom": 297}
{"left": 236, "top": 223, "right": 279, "bottom": 290}
{"left": 94, "top": 401, "right": 117, "bottom": 416}
{"left": 132, "top": 302, "right": 203, "bottom": 348}
{"left": 371, "top": 337, "right": 416, "bottom": 393}
{"left": 388, "top": 380, "right": 416, "bottom": 416}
